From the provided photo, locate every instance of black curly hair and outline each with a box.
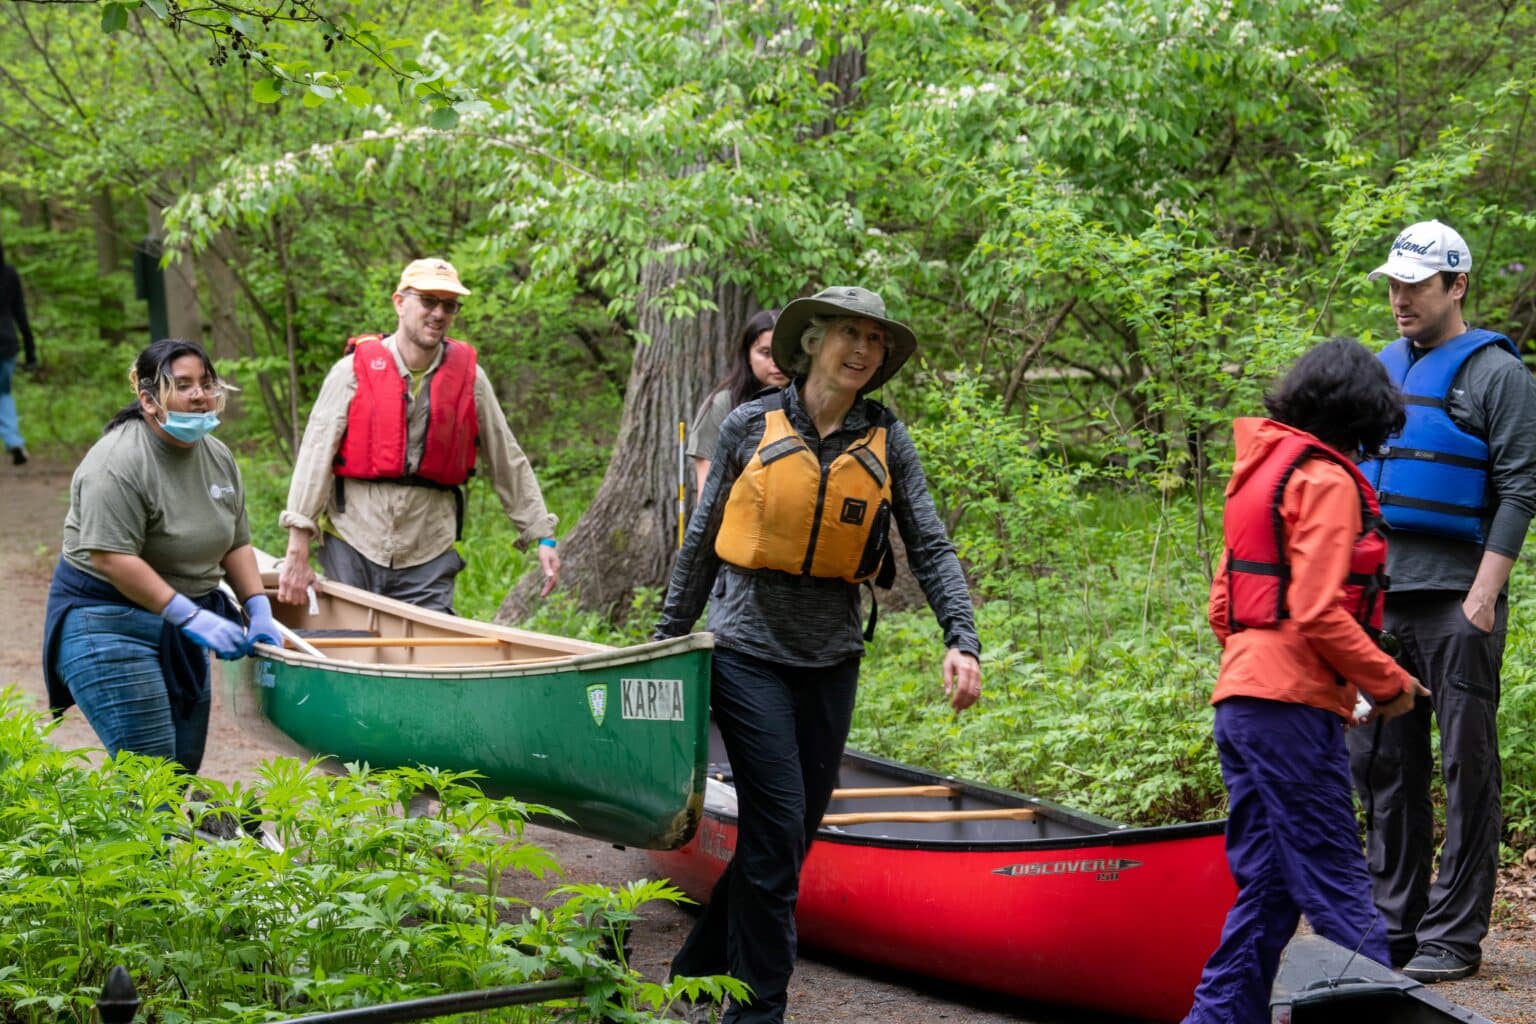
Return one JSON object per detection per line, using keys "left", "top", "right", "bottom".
{"left": 1263, "top": 337, "right": 1405, "bottom": 457}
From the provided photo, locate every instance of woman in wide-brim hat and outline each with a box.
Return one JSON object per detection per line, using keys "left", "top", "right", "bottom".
{"left": 654, "top": 285, "right": 981, "bottom": 1024}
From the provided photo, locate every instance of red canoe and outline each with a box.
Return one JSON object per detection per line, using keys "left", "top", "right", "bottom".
{"left": 647, "top": 730, "right": 1236, "bottom": 1022}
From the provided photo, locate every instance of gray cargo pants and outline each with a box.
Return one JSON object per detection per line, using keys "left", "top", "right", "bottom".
{"left": 1346, "top": 591, "right": 1506, "bottom": 966}
{"left": 317, "top": 533, "right": 464, "bottom": 614}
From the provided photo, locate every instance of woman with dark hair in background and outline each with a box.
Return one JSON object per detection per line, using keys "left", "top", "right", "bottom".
{"left": 0, "top": 238, "right": 37, "bottom": 465}
{"left": 686, "top": 309, "right": 788, "bottom": 494}
{"left": 41, "top": 338, "right": 279, "bottom": 774}
{"left": 1183, "top": 337, "right": 1431, "bottom": 1023}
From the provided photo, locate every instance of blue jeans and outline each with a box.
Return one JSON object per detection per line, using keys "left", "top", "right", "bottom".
{"left": 1184, "top": 698, "right": 1388, "bottom": 1024}
{"left": 0, "top": 356, "right": 22, "bottom": 449}
{"left": 56, "top": 604, "right": 211, "bottom": 773}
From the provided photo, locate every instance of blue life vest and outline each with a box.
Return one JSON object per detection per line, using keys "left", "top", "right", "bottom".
{"left": 1360, "top": 328, "right": 1519, "bottom": 544}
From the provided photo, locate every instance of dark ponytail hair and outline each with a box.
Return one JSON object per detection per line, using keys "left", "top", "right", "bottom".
{"left": 1264, "top": 337, "right": 1406, "bottom": 456}
{"left": 104, "top": 338, "right": 223, "bottom": 434}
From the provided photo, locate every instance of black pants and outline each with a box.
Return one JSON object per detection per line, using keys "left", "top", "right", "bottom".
{"left": 670, "top": 648, "right": 860, "bottom": 1024}
{"left": 1347, "top": 591, "right": 1506, "bottom": 965}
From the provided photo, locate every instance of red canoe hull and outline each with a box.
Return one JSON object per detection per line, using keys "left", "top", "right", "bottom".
{"left": 651, "top": 809, "right": 1234, "bottom": 1021}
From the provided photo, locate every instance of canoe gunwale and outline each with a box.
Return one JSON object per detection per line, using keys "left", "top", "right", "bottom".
{"left": 703, "top": 743, "right": 1226, "bottom": 853}
{"left": 253, "top": 631, "right": 715, "bottom": 680}
{"left": 698, "top": 801, "right": 1226, "bottom": 854}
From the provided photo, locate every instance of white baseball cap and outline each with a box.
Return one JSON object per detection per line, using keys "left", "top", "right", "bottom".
{"left": 1367, "top": 220, "right": 1472, "bottom": 283}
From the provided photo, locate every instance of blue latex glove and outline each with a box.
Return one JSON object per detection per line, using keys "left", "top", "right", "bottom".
{"left": 244, "top": 594, "right": 281, "bottom": 649}
{"left": 162, "top": 593, "right": 250, "bottom": 660}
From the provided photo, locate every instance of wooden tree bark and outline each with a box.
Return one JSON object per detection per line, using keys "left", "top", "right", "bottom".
{"left": 496, "top": 265, "right": 753, "bottom": 622}
{"left": 496, "top": 35, "right": 868, "bottom": 624}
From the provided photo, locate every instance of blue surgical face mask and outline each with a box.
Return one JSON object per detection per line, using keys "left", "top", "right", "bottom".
{"left": 160, "top": 410, "right": 221, "bottom": 443}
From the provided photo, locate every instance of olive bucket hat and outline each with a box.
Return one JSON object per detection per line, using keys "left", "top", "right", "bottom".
{"left": 771, "top": 286, "right": 918, "bottom": 393}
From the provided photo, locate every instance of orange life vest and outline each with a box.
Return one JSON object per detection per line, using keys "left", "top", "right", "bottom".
{"left": 1224, "top": 433, "right": 1387, "bottom": 634}
{"left": 333, "top": 335, "right": 479, "bottom": 486}
{"left": 716, "top": 393, "right": 894, "bottom": 585}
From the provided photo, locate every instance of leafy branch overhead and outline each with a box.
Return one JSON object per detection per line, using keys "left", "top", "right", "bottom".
{"left": 92, "top": 0, "right": 476, "bottom": 121}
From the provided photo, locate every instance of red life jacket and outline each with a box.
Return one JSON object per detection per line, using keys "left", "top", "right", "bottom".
{"left": 333, "top": 335, "right": 479, "bottom": 486}
{"left": 1224, "top": 433, "right": 1387, "bottom": 634}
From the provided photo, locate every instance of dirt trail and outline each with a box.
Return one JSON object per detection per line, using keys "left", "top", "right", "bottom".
{"left": 3, "top": 457, "right": 1533, "bottom": 1023}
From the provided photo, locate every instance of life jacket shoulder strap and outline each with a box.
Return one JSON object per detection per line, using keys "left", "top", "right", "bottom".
{"left": 344, "top": 333, "right": 386, "bottom": 356}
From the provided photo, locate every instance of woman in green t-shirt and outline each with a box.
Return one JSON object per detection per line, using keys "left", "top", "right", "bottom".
{"left": 43, "top": 339, "right": 280, "bottom": 773}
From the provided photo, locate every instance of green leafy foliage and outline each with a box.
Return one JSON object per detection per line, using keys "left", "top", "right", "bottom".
{"left": 0, "top": 690, "right": 725, "bottom": 1022}
{"left": 9, "top": 0, "right": 1536, "bottom": 855}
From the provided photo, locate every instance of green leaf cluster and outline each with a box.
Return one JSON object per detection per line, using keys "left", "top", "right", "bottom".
{"left": 0, "top": 691, "right": 723, "bottom": 1022}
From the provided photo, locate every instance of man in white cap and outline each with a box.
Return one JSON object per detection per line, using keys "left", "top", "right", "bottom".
{"left": 1350, "top": 220, "right": 1536, "bottom": 982}
{"left": 276, "top": 258, "right": 561, "bottom": 612}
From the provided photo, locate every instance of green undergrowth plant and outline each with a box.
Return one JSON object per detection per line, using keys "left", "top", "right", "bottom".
{"left": 0, "top": 691, "right": 726, "bottom": 1023}
{"left": 858, "top": 480, "right": 1536, "bottom": 847}
{"left": 856, "top": 524, "right": 1224, "bottom": 828}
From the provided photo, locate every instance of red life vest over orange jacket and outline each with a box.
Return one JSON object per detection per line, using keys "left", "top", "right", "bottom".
{"left": 333, "top": 335, "right": 479, "bottom": 486}
{"left": 1224, "top": 431, "right": 1386, "bottom": 636}
{"left": 1209, "top": 419, "right": 1413, "bottom": 718}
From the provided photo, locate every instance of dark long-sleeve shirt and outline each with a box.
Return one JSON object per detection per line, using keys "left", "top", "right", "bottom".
{"left": 0, "top": 264, "right": 36, "bottom": 364}
{"left": 1388, "top": 336, "right": 1536, "bottom": 593}
{"left": 655, "top": 381, "right": 980, "bottom": 667}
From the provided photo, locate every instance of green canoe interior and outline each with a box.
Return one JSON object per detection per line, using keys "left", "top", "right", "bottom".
{"left": 222, "top": 567, "right": 712, "bottom": 850}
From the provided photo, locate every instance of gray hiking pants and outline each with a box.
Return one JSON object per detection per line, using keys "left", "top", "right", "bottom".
{"left": 318, "top": 533, "right": 464, "bottom": 614}
{"left": 1346, "top": 591, "right": 1506, "bottom": 966}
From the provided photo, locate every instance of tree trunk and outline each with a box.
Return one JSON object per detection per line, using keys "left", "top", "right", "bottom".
{"left": 90, "top": 190, "right": 126, "bottom": 345}
{"left": 495, "top": 34, "right": 868, "bottom": 625}
{"left": 200, "top": 229, "right": 246, "bottom": 364}
{"left": 149, "top": 204, "right": 203, "bottom": 343}
{"left": 495, "top": 264, "right": 752, "bottom": 622}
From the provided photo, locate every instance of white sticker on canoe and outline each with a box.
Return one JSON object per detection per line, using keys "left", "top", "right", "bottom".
{"left": 621, "top": 678, "right": 685, "bottom": 721}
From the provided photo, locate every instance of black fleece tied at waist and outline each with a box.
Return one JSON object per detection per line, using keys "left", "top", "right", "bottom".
{"left": 43, "top": 557, "right": 240, "bottom": 716}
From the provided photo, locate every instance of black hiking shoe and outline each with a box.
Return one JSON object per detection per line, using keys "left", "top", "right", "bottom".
{"left": 8, "top": 446, "right": 27, "bottom": 466}
{"left": 1402, "top": 946, "right": 1479, "bottom": 983}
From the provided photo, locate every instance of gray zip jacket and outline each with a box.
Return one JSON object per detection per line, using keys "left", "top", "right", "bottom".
{"left": 655, "top": 382, "right": 980, "bottom": 667}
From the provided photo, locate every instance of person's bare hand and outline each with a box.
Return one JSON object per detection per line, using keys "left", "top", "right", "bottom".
{"left": 942, "top": 649, "right": 981, "bottom": 711}
{"left": 1370, "top": 676, "right": 1430, "bottom": 723}
{"left": 276, "top": 533, "right": 317, "bottom": 605}
{"left": 537, "top": 544, "right": 560, "bottom": 598}
{"left": 1462, "top": 591, "right": 1496, "bottom": 632}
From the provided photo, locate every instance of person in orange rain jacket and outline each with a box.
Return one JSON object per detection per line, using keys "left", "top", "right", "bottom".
{"left": 1183, "top": 337, "right": 1430, "bottom": 1024}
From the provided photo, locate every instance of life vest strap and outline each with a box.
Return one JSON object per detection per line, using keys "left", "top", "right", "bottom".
{"left": 1379, "top": 447, "right": 1487, "bottom": 470}
{"left": 722, "top": 565, "right": 850, "bottom": 589}
{"left": 1228, "top": 558, "right": 1289, "bottom": 578}
{"left": 1401, "top": 394, "right": 1445, "bottom": 409}
{"left": 1378, "top": 491, "right": 1486, "bottom": 518}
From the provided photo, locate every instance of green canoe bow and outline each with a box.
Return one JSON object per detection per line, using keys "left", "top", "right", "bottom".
{"left": 222, "top": 578, "right": 712, "bottom": 850}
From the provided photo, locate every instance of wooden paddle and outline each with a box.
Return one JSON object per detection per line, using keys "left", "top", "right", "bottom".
{"left": 821, "top": 807, "right": 1036, "bottom": 826}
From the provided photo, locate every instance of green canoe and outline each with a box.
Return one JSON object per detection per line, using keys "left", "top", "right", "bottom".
{"left": 222, "top": 574, "right": 712, "bottom": 850}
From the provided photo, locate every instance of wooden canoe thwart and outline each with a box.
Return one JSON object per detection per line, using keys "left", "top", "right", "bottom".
{"left": 649, "top": 722, "right": 1239, "bottom": 1022}
{"left": 222, "top": 561, "right": 712, "bottom": 850}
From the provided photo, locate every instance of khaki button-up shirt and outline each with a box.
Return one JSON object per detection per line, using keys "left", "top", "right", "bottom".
{"left": 280, "top": 336, "right": 556, "bottom": 569}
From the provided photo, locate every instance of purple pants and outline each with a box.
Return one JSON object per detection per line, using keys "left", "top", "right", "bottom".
{"left": 1183, "top": 697, "right": 1389, "bottom": 1024}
